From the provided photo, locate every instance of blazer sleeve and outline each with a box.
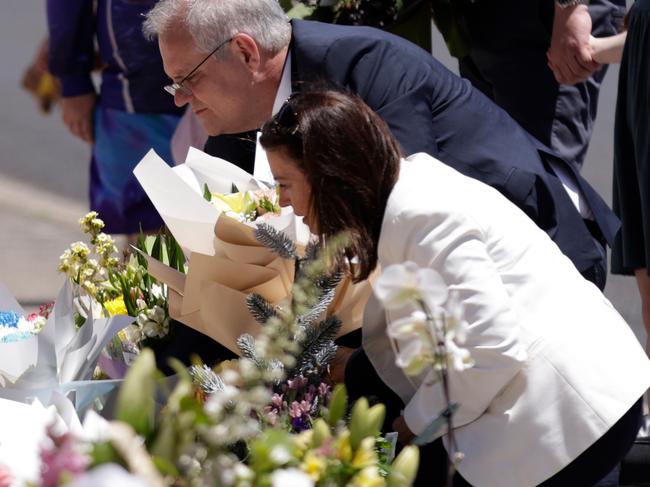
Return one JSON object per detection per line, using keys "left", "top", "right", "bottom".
{"left": 386, "top": 209, "right": 527, "bottom": 439}
{"left": 46, "top": 0, "right": 96, "bottom": 97}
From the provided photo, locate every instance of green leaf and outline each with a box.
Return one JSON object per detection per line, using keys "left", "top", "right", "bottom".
{"left": 326, "top": 384, "right": 347, "bottom": 428}
{"left": 349, "top": 397, "right": 369, "bottom": 451}
{"left": 203, "top": 183, "right": 212, "bottom": 202}
{"left": 115, "top": 348, "right": 158, "bottom": 439}
{"left": 231, "top": 182, "right": 239, "bottom": 194}
{"left": 152, "top": 456, "right": 180, "bottom": 477}
{"left": 89, "top": 441, "right": 124, "bottom": 467}
{"left": 151, "top": 235, "right": 163, "bottom": 262}
{"left": 150, "top": 419, "right": 177, "bottom": 461}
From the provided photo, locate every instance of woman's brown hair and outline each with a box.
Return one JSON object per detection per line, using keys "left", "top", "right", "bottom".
{"left": 260, "top": 89, "right": 401, "bottom": 282}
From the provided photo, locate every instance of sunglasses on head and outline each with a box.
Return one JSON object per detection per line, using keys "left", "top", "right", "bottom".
{"left": 270, "top": 96, "right": 300, "bottom": 136}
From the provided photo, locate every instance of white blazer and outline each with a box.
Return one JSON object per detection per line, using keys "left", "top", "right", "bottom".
{"left": 363, "top": 153, "right": 650, "bottom": 487}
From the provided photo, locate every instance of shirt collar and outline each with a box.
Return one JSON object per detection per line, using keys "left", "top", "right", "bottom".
{"left": 271, "top": 52, "right": 292, "bottom": 116}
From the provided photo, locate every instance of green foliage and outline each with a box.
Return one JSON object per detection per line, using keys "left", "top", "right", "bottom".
{"left": 203, "top": 183, "right": 212, "bottom": 202}
{"left": 326, "top": 384, "right": 347, "bottom": 427}
{"left": 115, "top": 349, "right": 159, "bottom": 439}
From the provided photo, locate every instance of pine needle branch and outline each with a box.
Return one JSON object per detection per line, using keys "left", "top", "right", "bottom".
{"left": 246, "top": 293, "right": 278, "bottom": 325}
{"left": 254, "top": 223, "right": 297, "bottom": 260}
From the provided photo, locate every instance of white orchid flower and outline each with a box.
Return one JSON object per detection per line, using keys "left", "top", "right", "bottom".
{"left": 374, "top": 262, "right": 448, "bottom": 310}
{"left": 394, "top": 339, "right": 432, "bottom": 376}
{"left": 386, "top": 310, "right": 428, "bottom": 341}
{"left": 445, "top": 339, "right": 474, "bottom": 372}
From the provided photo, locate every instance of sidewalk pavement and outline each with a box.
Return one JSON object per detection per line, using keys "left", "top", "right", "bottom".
{"left": 0, "top": 174, "right": 85, "bottom": 309}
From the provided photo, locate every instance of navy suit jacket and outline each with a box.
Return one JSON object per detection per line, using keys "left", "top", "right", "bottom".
{"left": 205, "top": 19, "right": 619, "bottom": 278}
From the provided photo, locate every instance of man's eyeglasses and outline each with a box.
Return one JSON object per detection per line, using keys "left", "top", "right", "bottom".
{"left": 164, "top": 37, "right": 232, "bottom": 97}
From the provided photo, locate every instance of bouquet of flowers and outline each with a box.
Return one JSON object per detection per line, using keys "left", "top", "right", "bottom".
{"left": 26, "top": 238, "right": 419, "bottom": 487}
{"left": 56, "top": 212, "right": 188, "bottom": 377}
{"left": 0, "top": 279, "right": 129, "bottom": 409}
{"left": 133, "top": 147, "right": 372, "bottom": 355}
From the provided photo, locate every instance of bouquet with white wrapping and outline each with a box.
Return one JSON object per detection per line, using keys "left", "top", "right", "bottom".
{"left": 0, "top": 281, "right": 128, "bottom": 409}
{"left": 133, "top": 147, "right": 372, "bottom": 354}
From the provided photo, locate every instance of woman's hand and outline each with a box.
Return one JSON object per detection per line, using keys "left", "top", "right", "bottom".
{"left": 61, "top": 93, "right": 96, "bottom": 143}
{"left": 392, "top": 415, "right": 416, "bottom": 445}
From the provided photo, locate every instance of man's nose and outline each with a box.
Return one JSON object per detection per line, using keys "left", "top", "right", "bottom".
{"left": 174, "top": 89, "right": 191, "bottom": 107}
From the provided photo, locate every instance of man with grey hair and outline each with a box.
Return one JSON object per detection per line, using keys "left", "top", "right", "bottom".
{"left": 143, "top": 0, "right": 617, "bottom": 295}
{"left": 143, "top": 0, "right": 290, "bottom": 142}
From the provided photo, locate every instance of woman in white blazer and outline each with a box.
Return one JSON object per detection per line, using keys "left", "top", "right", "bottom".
{"left": 260, "top": 90, "right": 650, "bottom": 486}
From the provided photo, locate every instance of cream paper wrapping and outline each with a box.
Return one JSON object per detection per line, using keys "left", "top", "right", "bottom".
{"left": 133, "top": 148, "right": 374, "bottom": 355}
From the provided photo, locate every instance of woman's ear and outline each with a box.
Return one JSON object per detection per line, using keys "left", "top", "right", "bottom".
{"left": 230, "top": 33, "right": 261, "bottom": 75}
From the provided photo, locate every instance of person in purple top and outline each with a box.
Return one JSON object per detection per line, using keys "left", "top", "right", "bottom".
{"left": 46, "top": 0, "right": 183, "bottom": 235}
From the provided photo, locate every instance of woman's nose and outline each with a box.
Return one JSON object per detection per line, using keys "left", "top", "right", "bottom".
{"left": 279, "top": 192, "right": 291, "bottom": 208}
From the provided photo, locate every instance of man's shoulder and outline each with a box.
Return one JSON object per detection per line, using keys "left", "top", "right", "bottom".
{"left": 291, "top": 19, "right": 427, "bottom": 59}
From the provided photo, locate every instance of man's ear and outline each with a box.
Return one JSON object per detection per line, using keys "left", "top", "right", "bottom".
{"left": 230, "top": 33, "right": 261, "bottom": 74}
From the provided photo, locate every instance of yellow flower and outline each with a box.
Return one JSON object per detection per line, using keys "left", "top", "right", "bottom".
{"left": 212, "top": 192, "right": 252, "bottom": 215}
{"left": 335, "top": 430, "right": 353, "bottom": 463}
{"left": 352, "top": 437, "right": 378, "bottom": 469}
{"left": 104, "top": 296, "right": 128, "bottom": 316}
{"left": 350, "top": 466, "right": 386, "bottom": 487}
{"left": 300, "top": 451, "right": 326, "bottom": 481}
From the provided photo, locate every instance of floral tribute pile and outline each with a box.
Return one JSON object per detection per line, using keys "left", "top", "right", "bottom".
{"left": 0, "top": 154, "right": 473, "bottom": 486}
{"left": 0, "top": 234, "right": 421, "bottom": 487}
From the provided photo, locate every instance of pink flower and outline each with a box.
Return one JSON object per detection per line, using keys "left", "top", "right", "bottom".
{"left": 40, "top": 429, "right": 89, "bottom": 487}
{"left": 299, "top": 400, "right": 311, "bottom": 415}
{"left": 318, "top": 382, "right": 330, "bottom": 398}
{"left": 39, "top": 302, "right": 54, "bottom": 318}
{"left": 0, "top": 465, "right": 12, "bottom": 487}
{"left": 289, "top": 401, "right": 304, "bottom": 419}
{"left": 271, "top": 393, "right": 284, "bottom": 409}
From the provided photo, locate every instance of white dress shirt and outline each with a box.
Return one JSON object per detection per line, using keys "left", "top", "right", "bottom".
{"left": 253, "top": 55, "right": 293, "bottom": 183}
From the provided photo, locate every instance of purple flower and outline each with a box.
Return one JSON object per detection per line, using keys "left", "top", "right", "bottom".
{"left": 290, "top": 416, "right": 310, "bottom": 432}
